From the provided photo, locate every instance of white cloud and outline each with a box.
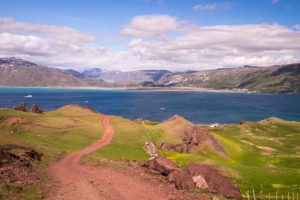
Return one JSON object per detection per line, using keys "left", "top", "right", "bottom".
{"left": 193, "top": 2, "right": 231, "bottom": 11}
{"left": 0, "top": 17, "right": 96, "bottom": 44}
{"left": 292, "top": 24, "right": 300, "bottom": 30}
{"left": 194, "top": 4, "right": 217, "bottom": 11}
{"left": 127, "top": 23, "right": 300, "bottom": 70}
{"left": 121, "top": 15, "right": 179, "bottom": 37}
{"left": 1, "top": 16, "right": 300, "bottom": 72}
{"left": 128, "top": 38, "right": 143, "bottom": 47}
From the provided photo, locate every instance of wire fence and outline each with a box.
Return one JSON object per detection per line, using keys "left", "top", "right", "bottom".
{"left": 244, "top": 188, "right": 299, "bottom": 200}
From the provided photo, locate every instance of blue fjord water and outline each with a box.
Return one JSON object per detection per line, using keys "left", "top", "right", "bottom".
{"left": 0, "top": 87, "right": 299, "bottom": 124}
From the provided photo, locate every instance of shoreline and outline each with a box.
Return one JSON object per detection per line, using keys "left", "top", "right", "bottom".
{"left": 0, "top": 86, "right": 255, "bottom": 93}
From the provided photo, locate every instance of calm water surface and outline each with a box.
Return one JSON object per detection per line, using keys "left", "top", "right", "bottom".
{"left": 0, "top": 87, "right": 299, "bottom": 124}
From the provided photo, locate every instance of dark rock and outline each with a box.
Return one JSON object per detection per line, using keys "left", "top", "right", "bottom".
{"left": 145, "top": 155, "right": 179, "bottom": 176}
{"left": 14, "top": 102, "right": 26, "bottom": 112}
{"left": 187, "top": 163, "right": 243, "bottom": 200}
{"left": 167, "top": 168, "right": 195, "bottom": 190}
{"left": 31, "top": 104, "right": 44, "bottom": 114}
{"left": 239, "top": 121, "right": 247, "bottom": 125}
{"left": 0, "top": 144, "right": 43, "bottom": 185}
{"left": 0, "top": 144, "right": 43, "bottom": 163}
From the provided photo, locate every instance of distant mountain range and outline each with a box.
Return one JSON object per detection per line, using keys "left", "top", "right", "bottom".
{"left": 161, "top": 64, "right": 300, "bottom": 93}
{"left": 0, "top": 57, "right": 108, "bottom": 87}
{"left": 0, "top": 57, "right": 299, "bottom": 93}
{"left": 82, "top": 68, "right": 173, "bottom": 84}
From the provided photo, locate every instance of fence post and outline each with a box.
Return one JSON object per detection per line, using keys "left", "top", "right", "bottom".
{"left": 260, "top": 184, "right": 263, "bottom": 200}
{"left": 246, "top": 191, "right": 250, "bottom": 200}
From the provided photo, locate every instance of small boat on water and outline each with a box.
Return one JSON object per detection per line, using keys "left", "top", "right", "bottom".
{"left": 160, "top": 107, "right": 166, "bottom": 110}
{"left": 85, "top": 100, "right": 88, "bottom": 103}
{"left": 24, "top": 94, "right": 33, "bottom": 98}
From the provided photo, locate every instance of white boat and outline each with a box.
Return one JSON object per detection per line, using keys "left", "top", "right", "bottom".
{"left": 160, "top": 107, "right": 166, "bottom": 110}
{"left": 24, "top": 94, "right": 33, "bottom": 98}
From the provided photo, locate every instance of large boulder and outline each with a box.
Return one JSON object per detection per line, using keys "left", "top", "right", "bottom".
{"left": 31, "top": 104, "right": 44, "bottom": 114}
{"left": 14, "top": 102, "right": 26, "bottom": 112}
{"left": 145, "top": 155, "right": 179, "bottom": 176}
{"left": 187, "top": 163, "right": 243, "bottom": 200}
{"left": 167, "top": 168, "right": 195, "bottom": 190}
{"left": 140, "top": 155, "right": 196, "bottom": 190}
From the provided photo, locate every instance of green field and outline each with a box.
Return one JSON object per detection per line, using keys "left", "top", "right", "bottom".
{"left": 84, "top": 116, "right": 150, "bottom": 163}
{"left": 0, "top": 106, "right": 299, "bottom": 199}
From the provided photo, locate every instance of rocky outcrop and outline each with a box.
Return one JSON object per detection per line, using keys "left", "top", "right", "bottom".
{"left": 31, "top": 104, "right": 44, "bottom": 114}
{"left": 140, "top": 155, "right": 195, "bottom": 190}
{"left": 14, "top": 102, "right": 26, "bottom": 112}
{"left": 160, "top": 142, "right": 190, "bottom": 154}
{"left": 187, "top": 163, "right": 242, "bottom": 199}
{"left": 160, "top": 119, "right": 228, "bottom": 158}
{"left": 144, "top": 142, "right": 158, "bottom": 157}
{"left": 0, "top": 144, "right": 43, "bottom": 185}
{"left": 141, "top": 156, "right": 243, "bottom": 198}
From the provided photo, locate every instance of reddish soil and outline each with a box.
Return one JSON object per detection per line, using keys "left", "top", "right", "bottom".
{"left": 0, "top": 144, "right": 43, "bottom": 185}
{"left": 46, "top": 116, "right": 203, "bottom": 200}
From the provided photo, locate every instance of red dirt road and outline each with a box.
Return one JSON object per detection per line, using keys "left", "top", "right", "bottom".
{"left": 47, "top": 116, "right": 202, "bottom": 200}
{"left": 47, "top": 115, "right": 115, "bottom": 200}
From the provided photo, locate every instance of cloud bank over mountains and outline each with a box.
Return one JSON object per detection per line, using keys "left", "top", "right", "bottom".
{"left": 0, "top": 15, "right": 300, "bottom": 71}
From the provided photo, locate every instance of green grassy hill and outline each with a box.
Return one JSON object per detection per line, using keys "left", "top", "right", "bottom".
{"left": 0, "top": 106, "right": 299, "bottom": 199}
{"left": 0, "top": 105, "right": 104, "bottom": 198}
{"left": 145, "top": 117, "right": 300, "bottom": 198}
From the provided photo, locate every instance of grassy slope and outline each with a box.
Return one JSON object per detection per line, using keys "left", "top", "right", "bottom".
{"left": 0, "top": 105, "right": 104, "bottom": 199}
{"left": 145, "top": 117, "right": 300, "bottom": 198}
{"left": 238, "top": 64, "right": 300, "bottom": 93}
{"left": 84, "top": 116, "right": 149, "bottom": 162}
{"left": 1, "top": 106, "right": 299, "bottom": 199}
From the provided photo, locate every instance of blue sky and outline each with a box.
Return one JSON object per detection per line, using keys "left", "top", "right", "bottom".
{"left": 0, "top": 0, "right": 300, "bottom": 71}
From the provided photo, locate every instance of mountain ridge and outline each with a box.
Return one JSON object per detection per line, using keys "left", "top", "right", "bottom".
{"left": 0, "top": 57, "right": 109, "bottom": 87}
{"left": 0, "top": 57, "right": 299, "bottom": 93}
